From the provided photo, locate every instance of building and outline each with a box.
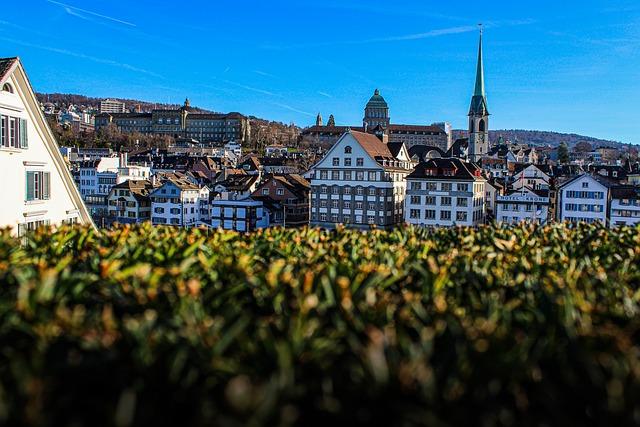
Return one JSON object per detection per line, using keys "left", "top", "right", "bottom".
{"left": 95, "top": 98, "right": 250, "bottom": 144}
{"left": 610, "top": 185, "right": 640, "bottom": 227}
{"left": 309, "top": 130, "right": 412, "bottom": 229}
{"left": 252, "top": 174, "right": 310, "bottom": 227}
{"left": 511, "top": 164, "right": 551, "bottom": 191}
{"left": 150, "top": 177, "right": 209, "bottom": 227}
{"left": 468, "top": 29, "right": 490, "bottom": 162}
{"left": 209, "top": 198, "right": 269, "bottom": 232}
{"left": 0, "top": 57, "right": 92, "bottom": 234}
{"left": 404, "top": 158, "right": 486, "bottom": 227}
{"left": 496, "top": 188, "right": 550, "bottom": 225}
{"left": 363, "top": 89, "right": 390, "bottom": 130}
{"left": 107, "top": 179, "right": 157, "bottom": 224}
{"left": 100, "top": 99, "right": 126, "bottom": 114}
{"left": 557, "top": 174, "right": 611, "bottom": 224}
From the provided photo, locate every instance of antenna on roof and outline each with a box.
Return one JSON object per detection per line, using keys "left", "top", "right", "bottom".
{"left": 478, "top": 23, "right": 483, "bottom": 35}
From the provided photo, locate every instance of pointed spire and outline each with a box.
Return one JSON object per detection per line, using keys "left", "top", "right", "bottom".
{"left": 474, "top": 24, "right": 485, "bottom": 98}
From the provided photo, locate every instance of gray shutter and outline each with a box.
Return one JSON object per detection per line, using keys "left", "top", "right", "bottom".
{"left": 42, "top": 172, "right": 51, "bottom": 199}
{"left": 26, "top": 172, "right": 35, "bottom": 201}
{"left": 0, "top": 115, "right": 6, "bottom": 147}
{"left": 20, "top": 119, "right": 28, "bottom": 148}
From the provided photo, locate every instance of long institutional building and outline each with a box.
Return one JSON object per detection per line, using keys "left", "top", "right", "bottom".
{"left": 301, "top": 89, "right": 452, "bottom": 152}
{"left": 95, "top": 98, "right": 251, "bottom": 144}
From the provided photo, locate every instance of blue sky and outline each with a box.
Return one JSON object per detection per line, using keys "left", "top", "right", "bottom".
{"left": 1, "top": 1, "right": 639, "bottom": 143}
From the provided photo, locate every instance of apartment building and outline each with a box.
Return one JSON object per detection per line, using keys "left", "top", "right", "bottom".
{"left": 99, "top": 99, "right": 126, "bottom": 114}
{"left": 107, "top": 179, "right": 158, "bottom": 224}
{"left": 496, "top": 188, "right": 550, "bottom": 225}
{"left": 404, "top": 158, "right": 486, "bottom": 227}
{"left": 210, "top": 198, "right": 269, "bottom": 232}
{"left": 309, "top": 130, "right": 412, "bottom": 229}
{"left": 252, "top": 174, "right": 310, "bottom": 227}
{"left": 609, "top": 186, "right": 640, "bottom": 227}
{"left": 150, "top": 178, "right": 209, "bottom": 227}
{"left": 511, "top": 164, "right": 551, "bottom": 191}
{"left": 557, "top": 174, "right": 610, "bottom": 224}
{"left": 0, "top": 57, "right": 92, "bottom": 234}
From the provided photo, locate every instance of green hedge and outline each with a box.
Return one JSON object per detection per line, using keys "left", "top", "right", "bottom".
{"left": 1, "top": 223, "right": 640, "bottom": 426}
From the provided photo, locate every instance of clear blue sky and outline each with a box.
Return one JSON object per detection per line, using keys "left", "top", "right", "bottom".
{"left": 2, "top": 0, "right": 639, "bottom": 143}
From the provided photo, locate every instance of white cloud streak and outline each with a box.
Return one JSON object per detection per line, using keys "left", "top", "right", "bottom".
{"left": 46, "top": 0, "right": 136, "bottom": 27}
{"left": 0, "top": 36, "right": 161, "bottom": 78}
{"left": 318, "top": 91, "right": 333, "bottom": 98}
{"left": 272, "top": 102, "right": 314, "bottom": 117}
{"left": 223, "top": 80, "right": 277, "bottom": 96}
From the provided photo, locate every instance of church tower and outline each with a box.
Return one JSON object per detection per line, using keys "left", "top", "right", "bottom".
{"left": 316, "top": 113, "right": 323, "bottom": 127}
{"left": 468, "top": 27, "right": 490, "bottom": 163}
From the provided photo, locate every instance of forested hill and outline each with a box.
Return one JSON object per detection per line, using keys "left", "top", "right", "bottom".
{"left": 453, "top": 129, "right": 627, "bottom": 149}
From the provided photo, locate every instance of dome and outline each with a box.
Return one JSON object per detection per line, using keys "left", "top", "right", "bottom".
{"left": 365, "top": 89, "right": 388, "bottom": 109}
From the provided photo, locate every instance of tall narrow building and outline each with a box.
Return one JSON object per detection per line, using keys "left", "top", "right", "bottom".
{"left": 468, "top": 28, "right": 490, "bottom": 163}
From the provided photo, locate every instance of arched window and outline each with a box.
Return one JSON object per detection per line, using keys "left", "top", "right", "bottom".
{"left": 469, "top": 119, "right": 475, "bottom": 133}
{"left": 344, "top": 146, "right": 352, "bottom": 154}
{"left": 479, "top": 119, "right": 486, "bottom": 132}
{"left": 2, "top": 83, "right": 13, "bottom": 93}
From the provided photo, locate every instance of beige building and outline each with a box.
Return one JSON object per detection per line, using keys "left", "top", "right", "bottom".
{"left": 99, "top": 99, "right": 126, "bottom": 114}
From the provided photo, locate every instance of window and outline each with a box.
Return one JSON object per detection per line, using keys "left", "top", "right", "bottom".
{"left": 582, "top": 182, "right": 589, "bottom": 188}
{"left": 409, "top": 209, "right": 420, "bottom": 219}
{"left": 425, "top": 209, "right": 436, "bottom": 220}
{"left": 355, "top": 202, "right": 363, "bottom": 210}
{"left": 356, "top": 187, "right": 364, "bottom": 195}
{"left": 332, "top": 200, "right": 339, "bottom": 208}
{"left": 457, "top": 183, "right": 469, "bottom": 192}
{"left": 321, "top": 186, "right": 328, "bottom": 194}
{"left": 356, "top": 171, "right": 364, "bottom": 180}
{"left": 344, "top": 171, "right": 352, "bottom": 180}
{"left": 333, "top": 158, "right": 339, "bottom": 166}
{"left": 410, "top": 182, "right": 422, "bottom": 191}
{"left": 344, "top": 201, "right": 351, "bottom": 209}
{"left": 456, "top": 198, "right": 468, "bottom": 207}
{"left": 456, "top": 211, "right": 468, "bottom": 222}
{"left": 441, "top": 197, "right": 452, "bottom": 206}
{"left": 332, "top": 186, "right": 339, "bottom": 194}
{"left": 320, "top": 171, "right": 328, "bottom": 180}
{"left": 26, "top": 171, "right": 51, "bottom": 201}
{"left": 332, "top": 171, "right": 340, "bottom": 180}
{"left": 344, "top": 186, "right": 351, "bottom": 195}
{"left": 368, "top": 188, "right": 376, "bottom": 196}
{"left": 441, "top": 183, "right": 452, "bottom": 191}
{"left": 1, "top": 115, "right": 27, "bottom": 149}
{"left": 276, "top": 189, "right": 284, "bottom": 196}
{"left": 2, "top": 83, "right": 13, "bottom": 93}
{"left": 356, "top": 158, "right": 364, "bottom": 167}
{"left": 427, "top": 183, "right": 437, "bottom": 191}
{"left": 262, "top": 188, "right": 270, "bottom": 195}
{"left": 410, "top": 195, "right": 421, "bottom": 205}
{"left": 425, "top": 196, "right": 436, "bottom": 205}
{"left": 368, "top": 171, "right": 377, "bottom": 181}
{"left": 344, "top": 158, "right": 352, "bottom": 166}
{"left": 345, "top": 146, "right": 352, "bottom": 154}
{"left": 440, "top": 210, "right": 451, "bottom": 220}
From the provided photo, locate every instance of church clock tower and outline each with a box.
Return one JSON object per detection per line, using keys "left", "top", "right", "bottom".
{"left": 468, "top": 27, "right": 490, "bottom": 163}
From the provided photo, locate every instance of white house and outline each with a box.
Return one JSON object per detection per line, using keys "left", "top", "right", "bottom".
{"left": 609, "top": 186, "right": 640, "bottom": 227}
{"left": 557, "top": 174, "right": 611, "bottom": 224}
{"left": 496, "top": 188, "right": 550, "bottom": 225}
{"left": 0, "top": 57, "right": 92, "bottom": 234}
{"left": 404, "top": 158, "right": 486, "bottom": 227}
{"left": 309, "top": 130, "right": 412, "bottom": 229}
{"left": 150, "top": 178, "right": 209, "bottom": 227}
{"left": 210, "top": 198, "right": 269, "bottom": 232}
{"left": 511, "top": 164, "right": 550, "bottom": 191}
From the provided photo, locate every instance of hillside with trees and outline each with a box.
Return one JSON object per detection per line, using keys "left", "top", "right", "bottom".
{"left": 453, "top": 129, "right": 628, "bottom": 149}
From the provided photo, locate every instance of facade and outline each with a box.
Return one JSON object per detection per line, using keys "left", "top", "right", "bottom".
{"left": 610, "top": 186, "right": 640, "bottom": 227}
{"left": 404, "top": 158, "right": 486, "bottom": 227}
{"left": 0, "top": 57, "right": 92, "bottom": 234}
{"left": 557, "top": 174, "right": 610, "bottom": 224}
{"left": 99, "top": 99, "right": 126, "bottom": 114}
{"left": 209, "top": 198, "right": 269, "bottom": 232}
{"left": 95, "top": 99, "right": 250, "bottom": 144}
{"left": 309, "top": 131, "right": 412, "bottom": 229}
{"left": 363, "top": 89, "right": 390, "bottom": 130}
{"left": 252, "top": 174, "right": 310, "bottom": 227}
{"left": 107, "top": 180, "right": 157, "bottom": 224}
{"left": 150, "top": 178, "right": 209, "bottom": 227}
{"left": 496, "top": 188, "right": 550, "bottom": 225}
{"left": 468, "top": 30, "right": 490, "bottom": 162}
{"left": 511, "top": 164, "right": 551, "bottom": 191}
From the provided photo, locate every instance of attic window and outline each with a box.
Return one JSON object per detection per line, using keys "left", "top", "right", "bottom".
{"left": 2, "top": 83, "right": 13, "bottom": 93}
{"left": 344, "top": 146, "right": 352, "bottom": 154}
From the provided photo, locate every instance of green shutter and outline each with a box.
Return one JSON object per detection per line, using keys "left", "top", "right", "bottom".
{"left": 26, "top": 171, "right": 35, "bottom": 201}
{"left": 20, "top": 118, "right": 28, "bottom": 148}
{"left": 42, "top": 172, "right": 50, "bottom": 200}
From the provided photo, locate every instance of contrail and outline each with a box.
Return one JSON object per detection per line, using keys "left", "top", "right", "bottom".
{"left": 46, "top": 0, "right": 136, "bottom": 27}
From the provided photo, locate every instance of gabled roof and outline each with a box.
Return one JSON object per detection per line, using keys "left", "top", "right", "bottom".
{"left": 0, "top": 57, "right": 19, "bottom": 84}
{"left": 558, "top": 173, "right": 617, "bottom": 190}
{"left": 112, "top": 179, "right": 159, "bottom": 201}
{"left": 408, "top": 145, "right": 446, "bottom": 161}
{"left": 407, "top": 157, "right": 484, "bottom": 181}
{"left": 349, "top": 131, "right": 394, "bottom": 160}
{"left": 446, "top": 138, "right": 468, "bottom": 158}
{"left": 216, "top": 174, "right": 259, "bottom": 192}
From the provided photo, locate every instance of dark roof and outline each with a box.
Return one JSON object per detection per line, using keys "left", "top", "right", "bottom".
{"left": 407, "top": 157, "right": 483, "bottom": 181}
{"left": 386, "top": 142, "right": 405, "bottom": 158}
{"left": 512, "top": 163, "right": 551, "bottom": 176}
{"left": 365, "top": 89, "right": 388, "bottom": 109}
{"left": 112, "top": 179, "right": 159, "bottom": 201}
{"left": 445, "top": 138, "right": 468, "bottom": 158}
{"left": 0, "top": 57, "right": 18, "bottom": 84}
{"left": 558, "top": 173, "right": 618, "bottom": 189}
{"left": 216, "top": 174, "right": 259, "bottom": 192}
{"left": 408, "top": 145, "right": 446, "bottom": 161}
{"left": 611, "top": 185, "right": 640, "bottom": 200}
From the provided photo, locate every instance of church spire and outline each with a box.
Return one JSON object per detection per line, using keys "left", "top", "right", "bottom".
{"left": 474, "top": 25, "right": 485, "bottom": 98}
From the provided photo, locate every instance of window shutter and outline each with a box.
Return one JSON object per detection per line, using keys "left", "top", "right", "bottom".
{"left": 0, "top": 115, "right": 6, "bottom": 147}
{"left": 26, "top": 171, "right": 35, "bottom": 201}
{"left": 42, "top": 172, "right": 51, "bottom": 199}
{"left": 20, "top": 119, "right": 28, "bottom": 148}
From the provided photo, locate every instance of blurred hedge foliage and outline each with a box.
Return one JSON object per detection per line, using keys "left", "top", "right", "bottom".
{"left": 1, "top": 223, "right": 640, "bottom": 426}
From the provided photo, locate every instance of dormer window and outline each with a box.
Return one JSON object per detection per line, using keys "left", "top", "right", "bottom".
{"left": 2, "top": 83, "right": 13, "bottom": 93}
{"left": 344, "top": 146, "right": 352, "bottom": 154}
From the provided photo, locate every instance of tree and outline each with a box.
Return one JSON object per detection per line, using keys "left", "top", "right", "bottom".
{"left": 558, "top": 142, "right": 570, "bottom": 164}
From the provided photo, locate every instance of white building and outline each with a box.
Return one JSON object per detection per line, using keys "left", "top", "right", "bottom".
{"left": 610, "top": 186, "right": 640, "bottom": 227}
{"left": 100, "top": 99, "right": 126, "bottom": 114}
{"left": 107, "top": 179, "right": 157, "bottom": 224}
{"left": 210, "top": 198, "right": 269, "bottom": 232}
{"left": 78, "top": 157, "right": 120, "bottom": 197}
{"left": 309, "top": 130, "right": 412, "bottom": 229}
{"left": 150, "top": 178, "right": 209, "bottom": 227}
{"left": 0, "top": 57, "right": 92, "bottom": 234}
{"left": 224, "top": 141, "right": 242, "bottom": 157}
{"left": 404, "top": 158, "right": 486, "bottom": 227}
{"left": 511, "top": 164, "right": 550, "bottom": 191}
{"left": 496, "top": 188, "right": 550, "bottom": 225}
{"left": 557, "top": 174, "right": 610, "bottom": 224}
